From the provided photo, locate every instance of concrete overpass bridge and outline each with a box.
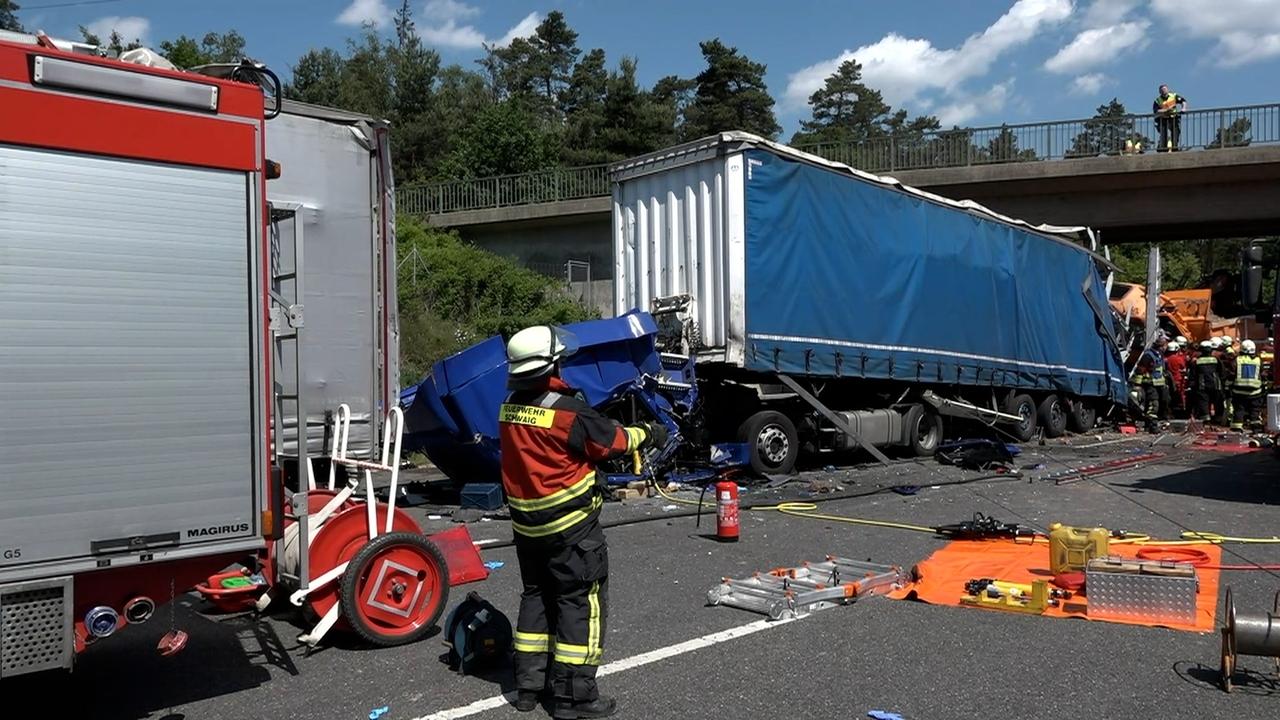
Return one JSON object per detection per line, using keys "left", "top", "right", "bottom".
{"left": 398, "top": 103, "right": 1280, "bottom": 310}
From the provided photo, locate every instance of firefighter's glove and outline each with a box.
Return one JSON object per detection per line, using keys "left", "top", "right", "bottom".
{"left": 642, "top": 421, "right": 670, "bottom": 449}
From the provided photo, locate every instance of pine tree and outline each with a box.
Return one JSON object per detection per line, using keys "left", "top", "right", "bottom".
{"left": 682, "top": 39, "right": 780, "bottom": 140}
{"left": 561, "top": 48, "right": 609, "bottom": 164}
{"left": 390, "top": 0, "right": 439, "bottom": 119}
{"left": 285, "top": 48, "right": 345, "bottom": 106}
{"left": 0, "top": 0, "right": 21, "bottom": 33}
{"left": 1066, "top": 99, "right": 1150, "bottom": 158}
{"left": 797, "top": 59, "right": 891, "bottom": 142}
{"left": 531, "top": 11, "right": 579, "bottom": 112}
{"left": 158, "top": 31, "right": 246, "bottom": 68}
{"left": 985, "top": 125, "right": 1037, "bottom": 163}
{"left": 1206, "top": 117, "right": 1252, "bottom": 150}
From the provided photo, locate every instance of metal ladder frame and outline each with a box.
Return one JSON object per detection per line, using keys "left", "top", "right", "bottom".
{"left": 268, "top": 200, "right": 312, "bottom": 594}
{"left": 708, "top": 556, "right": 908, "bottom": 620}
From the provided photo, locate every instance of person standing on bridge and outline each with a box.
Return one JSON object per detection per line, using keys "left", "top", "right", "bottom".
{"left": 1153, "top": 84, "right": 1187, "bottom": 152}
{"left": 500, "top": 324, "right": 666, "bottom": 719}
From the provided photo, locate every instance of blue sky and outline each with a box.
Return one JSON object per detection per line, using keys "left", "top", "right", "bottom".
{"left": 17, "top": 0, "right": 1280, "bottom": 135}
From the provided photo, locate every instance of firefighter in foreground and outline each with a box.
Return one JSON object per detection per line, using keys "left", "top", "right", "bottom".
{"left": 1231, "top": 339, "right": 1264, "bottom": 430}
{"left": 499, "top": 325, "right": 667, "bottom": 719}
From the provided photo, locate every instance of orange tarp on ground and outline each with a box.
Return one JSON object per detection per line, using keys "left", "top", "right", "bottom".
{"left": 888, "top": 539, "right": 1220, "bottom": 633}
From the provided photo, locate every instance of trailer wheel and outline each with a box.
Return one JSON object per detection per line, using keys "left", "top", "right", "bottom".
{"left": 1004, "top": 393, "right": 1038, "bottom": 442}
{"left": 1037, "top": 395, "right": 1068, "bottom": 438}
{"left": 903, "top": 405, "right": 943, "bottom": 456}
{"left": 339, "top": 532, "right": 449, "bottom": 647}
{"left": 737, "top": 410, "right": 799, "bottom": 475}
{"left": 1067, "top": 398, "right": 1098, "bottom": 433}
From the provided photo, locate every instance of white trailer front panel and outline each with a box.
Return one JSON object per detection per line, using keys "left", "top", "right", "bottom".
{"left": 0, "top": 146, "right": 261, "bottom": 569}
{"left": 612, "top": 143, "right": 747, "bottom": 363}
{"left": 267, "top": 101, "right": 398, "bottom": 458}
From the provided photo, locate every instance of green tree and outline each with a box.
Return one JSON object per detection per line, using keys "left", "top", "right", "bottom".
{"left": 285, "top": 48, "right": 346, "bottom": 107}
{"left": 390, "top": 0, "right": 439, "bottom": 119}
{"left": 683, "top": 39, "right": 780, "bottom": 139}
{"left": 1, "top": 0, "right": 22, "bottom": 32}
{"left": 158, "top": 31, "right": 246, "bottom": 68}
{"left": 596, "top": 57, "right": 672, "bottom": 159}
{"left": 651, "top": 74, "right": 696, "bottom": 138}
{"left": 78, "top": 26, "right": 143, "bottom": 55}
{"left": 1207, "top": 117, "right": 1252, "bottom": 150}
{"left": 560, "top": 48, "right": 609, "bottom": 164}
{"left": 984, "top": 125, "right": 1038, "bottom": 164}
{"left": 1066, "top": 99, "right": 1150, "bottom": 158}
{"left": 335, "top": 31, "right": 395, "bottom": 118}
{"left": 533, "top": 11, "right": 580, "bottom": 112}
{"left": 397, "top": 215, "right": 592, "bottom": 382}
{"left": 794, "top": 59, "right": 892, "bottom": 144}
{"left": 440, "top": 101, "right": 559, "bottom": 178}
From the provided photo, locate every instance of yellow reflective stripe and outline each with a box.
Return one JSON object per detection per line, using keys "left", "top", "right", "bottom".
{"left": 507, "top": 472, "right": 596, "bottom": 513}
{"left": 554, "top": 642, "right": 591, "bottom": 665}
{"left": 586, "top": 581, "right": 603, "bottom": 665}
{"left": 514, "top": 631, "right": 551, "bottom": 653}
{"left": 624, "top": 426, "right": 647, "bottom": 453}
{"left": 512, "top": 496, "right": 603, "bottom": 538}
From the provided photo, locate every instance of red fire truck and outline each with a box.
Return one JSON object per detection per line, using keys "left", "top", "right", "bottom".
{"left": 0, "top": 32, "right": 448, "bottom": 679}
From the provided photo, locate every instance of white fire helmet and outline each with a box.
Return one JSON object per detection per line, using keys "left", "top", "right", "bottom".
{"left": 506, "top": 325, "right": 580, "bottom": 378}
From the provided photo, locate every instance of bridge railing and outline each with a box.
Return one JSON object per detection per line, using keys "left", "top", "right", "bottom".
{"left": 397, "top": 102, "right": 1280, "bottom": 216}
{"left": 397, "top": 163, "right": 610, "bottom": 216}
{"left": 797, "top": 102, "right": 1280, "bottom": 172}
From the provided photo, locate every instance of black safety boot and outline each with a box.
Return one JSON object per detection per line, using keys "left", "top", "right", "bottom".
{"left": 513, "top": 690, "right": 540, "bottom": 712}
{"left": 552, "top": 695, "right": 617, "bottom": 719}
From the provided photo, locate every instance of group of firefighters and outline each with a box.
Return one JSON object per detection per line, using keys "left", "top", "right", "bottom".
{"left": 1134, "top": 333, "right": 1272, "bottom": 432}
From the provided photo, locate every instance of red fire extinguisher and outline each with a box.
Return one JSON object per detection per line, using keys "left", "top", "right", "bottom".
{"left": 715, "top": 480, "right": 739, "bottom": 542}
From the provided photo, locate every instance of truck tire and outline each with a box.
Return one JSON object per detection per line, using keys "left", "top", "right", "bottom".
{"left": 1037, "top": 394, "right": 1068, "bottom": 438}
{"left": 737, "top": 410, "right": 799, "bottom": 475}
{"left": 1067, "top": 398, "right": 1098, "bottom": 433}
{"left": 903, "top": 404, "right": 944, "bottom": 456}
{"left": 1004, "top": 393, "right": 1038, "bottom": 442}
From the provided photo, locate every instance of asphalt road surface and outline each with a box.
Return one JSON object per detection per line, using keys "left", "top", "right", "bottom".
{"left": 12, "top": 435, "right": 1280, "bottom": 720}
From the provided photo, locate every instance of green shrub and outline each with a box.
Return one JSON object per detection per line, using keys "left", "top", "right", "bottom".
{"left": 396, "top": 215, "right": 593, "bottom": 385}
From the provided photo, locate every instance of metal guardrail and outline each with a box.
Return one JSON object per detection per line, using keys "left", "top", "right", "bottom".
{"left": 397, "top": 163, "right": 609, "bottom": 217}
{"left": 397, "top": 103, "right": 1280, "bottom": 216}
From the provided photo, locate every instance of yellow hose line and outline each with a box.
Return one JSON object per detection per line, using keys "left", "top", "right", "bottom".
{"left": 640, "top": 461, "right": 1280, "bottom": 545}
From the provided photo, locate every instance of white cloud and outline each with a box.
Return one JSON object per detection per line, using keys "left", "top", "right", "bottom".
{"left": 336, "top": 0, "right": 393, "bottom": 28}
{"left": 419, "top": 20, "right": 488, "bottom": 48}
{"left": 1069, "top": 72, "right": 1109, "bottom": 95}
{"left": 784, "top": 0, "right": 1072, "bottom": 114}
{"left": 416, "top": 2, "right": 539, "bottom": 50}
{"left": 935, "top": 80, "right": 1014, "bottom": 126}
{"left": 423, "top": 0, "right": 480, "bottom": 22}
{"left": 1151, "top": 0, "right": 1280, "bottom": 67}
{"left": 1044, "top": 20, "right": 1150, "bottom": 74}
{"left": 86, "top": 15, "right": 150, "bottom": 44}
{"left": 496, "top": 12, "right": 541, "bottom": 46}
{"left": 1081, "top": 0, "right": 1142, "bottom": 28}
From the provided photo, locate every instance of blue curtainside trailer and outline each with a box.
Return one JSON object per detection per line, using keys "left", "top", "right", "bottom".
{"left": 612, "top": 132, "right": 1127, "bottom": 473}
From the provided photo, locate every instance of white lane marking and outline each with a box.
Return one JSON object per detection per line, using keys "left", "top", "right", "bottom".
{"left": 472, "top": 539, "right": 501, "bottom": 546}
{"left": 412, "top": 616, "right": 799, "bottom": 720}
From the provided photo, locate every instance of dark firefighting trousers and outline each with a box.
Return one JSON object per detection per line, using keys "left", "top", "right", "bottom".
{"left": 1232, "top": 393, "right": 1262, "bottom": 429}
{"left": 513, "top": 522, "right": 608, "bottom": 702}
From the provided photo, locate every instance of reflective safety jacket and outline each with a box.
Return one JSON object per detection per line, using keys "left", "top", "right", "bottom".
{"left": 500, "top": 376, "right": 649, "bottom": 542}
{"left": 1235, "top": 355, "right": 1263, "bottom": 396}
{"left": 1193, "top": 353, "right": 1221, "bottom": 392}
